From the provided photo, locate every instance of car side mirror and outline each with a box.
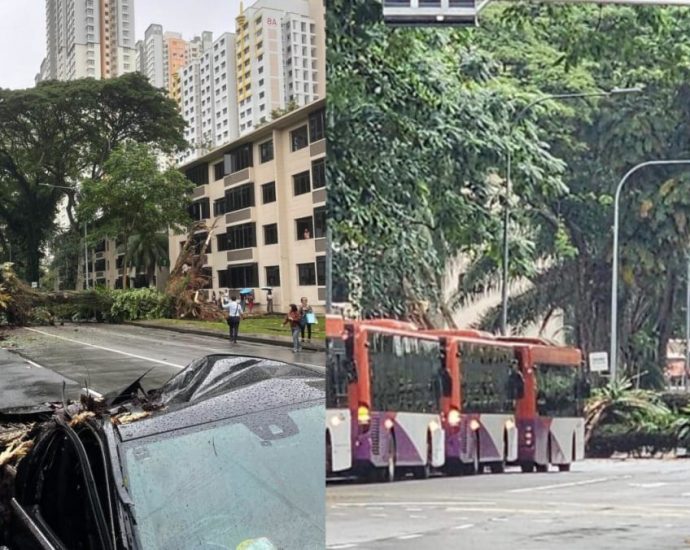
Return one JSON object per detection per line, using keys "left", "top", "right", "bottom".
{"left": 439, "top": 368, "right": 452, "bottom": 398}
{"left": 577, "top": 375, "right": 591, "bottom": 399}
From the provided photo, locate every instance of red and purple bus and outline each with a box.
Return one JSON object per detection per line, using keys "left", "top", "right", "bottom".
{"left": 499, "top": 337, "right": 588, "bottom": 472}
{"left": 428, "top": 331, "right": 523, "bottom": 475}
{"left": 326, "top": 318, "right": 447, "bottom": 481}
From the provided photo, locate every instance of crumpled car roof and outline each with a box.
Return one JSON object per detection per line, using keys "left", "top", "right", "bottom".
{"left": 155, "top": 354, "right": 321, "bottom": 406}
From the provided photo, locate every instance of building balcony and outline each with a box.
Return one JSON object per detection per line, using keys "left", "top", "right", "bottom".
{"left": 226, "top": 248, "right": 254, "bottom": 262}
{"left": 224, "top": 167, "right": 253, "bottom": 187}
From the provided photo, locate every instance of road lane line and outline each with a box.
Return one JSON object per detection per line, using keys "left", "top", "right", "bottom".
{"left": 24, "top": 358, "right": 47, "bottom": 370}
{"left": 508, "top": 477, "right": 613, "bottom": 493}
{"left": 26, "top": 327, "right": 325, "bottom": 370}
{"left": 25, "top": 328, "right": 185, "bottom": 369}
{"left": 328, "top": 545, "right": 358, "bottom": 549}
{"left": 452, "top": 524, "right": 475, "bottom": 530}
{"left": 397, "top": 534, "right": 423, "bottom": 540}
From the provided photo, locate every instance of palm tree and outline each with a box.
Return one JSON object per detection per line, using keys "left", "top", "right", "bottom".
{"left": 125, "top": 233, "right": 169, "bottom": 288}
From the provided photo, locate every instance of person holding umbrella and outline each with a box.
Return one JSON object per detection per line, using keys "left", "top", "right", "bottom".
{"left": 221, "top": 292, "right": 243, "bottom": 344}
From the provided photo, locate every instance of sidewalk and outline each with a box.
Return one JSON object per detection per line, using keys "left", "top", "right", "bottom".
{"left": 126, "top": 320, "right": 326, "bottom": 352}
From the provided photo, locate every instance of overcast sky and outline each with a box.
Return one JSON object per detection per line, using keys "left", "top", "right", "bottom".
{"left": 0, "top": 0, "right": 243, "bottom": 89}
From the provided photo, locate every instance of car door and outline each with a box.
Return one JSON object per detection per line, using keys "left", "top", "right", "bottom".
{"left": 10, "top": 420, "right": 115, "bottom": 550}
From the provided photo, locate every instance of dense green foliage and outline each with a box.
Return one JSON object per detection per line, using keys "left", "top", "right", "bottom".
{"left": 109, "top": 288, "right": 173, "bottom": 322}
{"left": 79, "top": 142, "right": 193, "bottom": 288}
{"left": 328, "top": 0, "right": 690, "bottom": 385}
{"left": 0, "top": 73, "right": 186, "bottom": 282}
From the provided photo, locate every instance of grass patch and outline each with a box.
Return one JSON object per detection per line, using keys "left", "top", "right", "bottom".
{"left": 138, "top": 315, "right": 325, "bottom": 340}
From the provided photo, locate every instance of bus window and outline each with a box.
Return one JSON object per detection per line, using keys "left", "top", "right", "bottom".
{"left": 460, "top": 343, "right": 515, "bottom": 414}
{"left": 535, "top": 363, "right": 580, "bottom": 417}
{"left": 369, "top": 333, "right": 441, "bottom": 414}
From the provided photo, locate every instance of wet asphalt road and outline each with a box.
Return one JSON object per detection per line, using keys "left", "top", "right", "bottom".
{"left": 327, "top": 459, "right": 690, "bottom": 550}
{"left": 0, "top": 323, "right": 323, "bottom": 407}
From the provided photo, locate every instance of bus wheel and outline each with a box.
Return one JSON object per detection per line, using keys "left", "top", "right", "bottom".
{"left": 558, "top": 464, "right": 571, "bottom": 472}
{"left": 520, "top": 461, "right": 535, "bottom": 473}
{"left": 413, "top": 435, "right": 432, "bottom": 479}
{"left": 381, "top": 435, "right": 397, "bottom": 482}
{"left": 535, "top": 463, "right": 548, "bottom": 473}
{"left": 489, "top": 461, "right": 505, "bottom": 474}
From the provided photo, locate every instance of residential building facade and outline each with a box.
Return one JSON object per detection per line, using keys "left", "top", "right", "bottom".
{"left": 179, "top": 33, "right": 239, "bottom": 162}
{"left": 173, "top": 99, "right": 326, "bottom": 313}
{"left": 234, "top": 0, "right": 325, "bottom": 135}
{"left": 38, "top": 0, "right": 136, "bottom": 83}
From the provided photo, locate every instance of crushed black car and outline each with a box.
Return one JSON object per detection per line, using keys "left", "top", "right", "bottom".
{"left": 0, "top": 354, "right": 325, "bottom": 550}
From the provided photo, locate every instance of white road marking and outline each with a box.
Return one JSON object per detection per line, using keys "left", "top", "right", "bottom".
{"left": 328, "top": 545, "right": 358, "bottom": 549}
{"left": 406, "top": 507, "right": 423, "bottom": 512}
{"left": 81, "top": 388, "right": 104, "bottom": 399}
{"left": 508, "top": 477, "right": 614, "bottom": 493}
{"left": 25, "top": 328, "right": 185, "bottom": 369}
{"left": 628, "top": 482, "right": 666, "bottom": 488}
{"left": 25, "top": 327, "right": 325, "bottom": 371}
{"left": 397, "top": 534, "right": 423, "bottom": 540}
{"left": 24, "top": 359, "right": 46, "bottom": 370}
{"left": 452, "top": 524, "right": 475, "bottom": 530}
{"left": 371, "top": 514, "right": 388, "bottom": 518}
{"left": 409, "top": 515, "right": 427, "bottom": 519}
{"left": 335, "top": 501, "right": 496, "bottom": 508}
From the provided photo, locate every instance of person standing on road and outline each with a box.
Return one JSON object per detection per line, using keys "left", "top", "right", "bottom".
{"left": 222, "top": 293, "right": 243, "bottom": 344}
{"left": 299, "top": 297, "right": 314, "bottom": 343}
{"left": 283, "top": 304, "right": 303, "bottom": 352}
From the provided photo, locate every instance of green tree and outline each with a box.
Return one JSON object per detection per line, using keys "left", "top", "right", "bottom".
{"left": 125, "top": 232, "right": 170, "bottom": 288}
{"left": 0, "top": 72, "right": 185, "bottom": 282}
{"left": 327, "top": 0, "right": 564, "bottom": 319}
{"left": 79, "top": 142, "right": 193, "bottom": 288}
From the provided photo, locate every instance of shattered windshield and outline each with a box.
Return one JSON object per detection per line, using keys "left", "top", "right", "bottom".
{"left": 122, "top": 400, "right": 325, "bottom": 550}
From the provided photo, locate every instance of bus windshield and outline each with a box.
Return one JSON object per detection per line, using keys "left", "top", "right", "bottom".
{"left": 368, "top": 332, "right": 442, "bottom": 413}
{"left": 536, "top": 363, "right": 580, "bottom": 417}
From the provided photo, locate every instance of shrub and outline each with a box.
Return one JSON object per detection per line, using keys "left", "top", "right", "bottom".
{"left": 586, "top": 422, "right": 680, "bottom": 458}
{"left": 110, "top": 288, "right": 172, "bottom": 322}
{"left": 29, "top": 307, "right": 56, "bottom": 326}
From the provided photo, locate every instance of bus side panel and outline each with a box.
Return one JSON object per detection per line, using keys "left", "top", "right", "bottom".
{"left": 326, "top": 408, "right": 352, "bottom": 472}
{"left": 389, "top": 412, "right": 444, "bottom": 467}
{"left": 549, "top": 417, "right": 585, "bottom": 464}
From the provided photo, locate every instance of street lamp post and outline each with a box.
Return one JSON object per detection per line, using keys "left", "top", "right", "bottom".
{"left": 609, "top": 160, "right": 690, "bottom": 380}
{"left": 685, "top": 250, "right": 690, "bottom": 391}
{"left": 501, "top": 87, "right": 642, "bottom": 335}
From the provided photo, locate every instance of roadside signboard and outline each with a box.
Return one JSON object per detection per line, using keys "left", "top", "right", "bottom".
{"left": 382, "top": 0, "right": 479, "bottom": 26}
{"left": 589, "top": 351, "right": 609, "bottom": 373}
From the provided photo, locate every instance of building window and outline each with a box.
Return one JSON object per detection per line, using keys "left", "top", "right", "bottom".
{"left": 265, "top": 265, "right": 280, "bottom": 286}
{"left": 214, "top": 161, "right": 225, "bottom": 181}
{"left": 293, "top": 171, "right": 311, "bottom": 196}
{"left": 218, "top": 269, "right": 230, "bottom": 287}
{"left": 311, "top": 158, "right": 325, "bottom": 189}
{"left": 263, "top": 223, "right": 278, "bottom": 245}
{"left": 316, "top": 256, "right": 326, "bottom": 286}
{"left": 296, "top": 216, "right": 314, "bottom": 240}
{"left": 259, "top": 140, "right": 274, "bottom": 163}
{"left": 314, "top": 206, "right": 326, "bottom": 238}
{"left": 309, "top": 109, "right": 325, "bottom": 142}
{"left": 298, "top": 263, "right": 316, "bottom": 286}
{"left": 188, "top": 197, "right": 210, "bottom": 221}
{"left": 262, "top": 181, "right": 276, "bottom": 204}
{"left": 227, "top": 223, "right": 256, "bottom": 250}
{"left": 229, "top": 263, "right": 259, "bottom": 288}
{"left": 290, "top": 125, "right": 308, "bottom": 151}
{"left": 185, "top": 163, "right": 209, "bottom": 185}
{"left": 217, "top": 233, "right": 229, "bottom": 251}
{"left": 213, "top": 197, "right": 227, "bottom": 216}
{"left": 226, "top": 183, "right": 254, "bottom": 212}
{"left": 224, "top": 143, "right": 253, "bottom": 173}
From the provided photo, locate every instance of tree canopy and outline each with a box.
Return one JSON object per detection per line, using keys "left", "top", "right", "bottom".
{"left": 328, "top": 0, "right": 690, "bottom": 386}
{"left": 0, "top": 72, "right": 186, "bottom": 282}
{"left": 79, "top": 142, "right": 193, "bottom": 288}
